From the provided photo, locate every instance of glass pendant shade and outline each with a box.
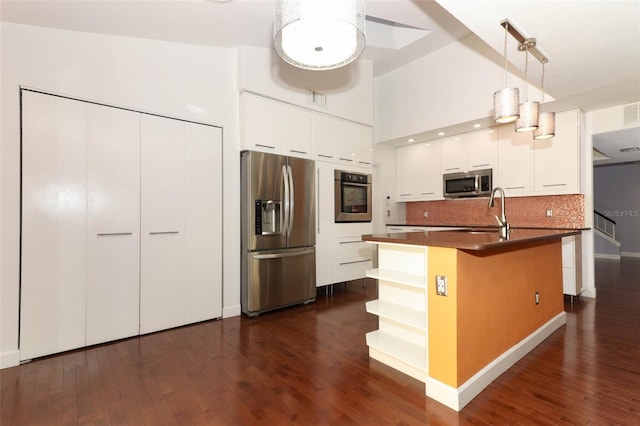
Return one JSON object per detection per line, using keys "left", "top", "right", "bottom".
{"left": 274, "top": 0, "right": 365, "bottom": 70}
{"left": 493, "top": 87, "right": 520, "bottom": 123}
{"left": 515, "top": 101, "right": 539, "bottom": 132}
{"left": 534, "top": 111, "right": 555, "bottom": 139}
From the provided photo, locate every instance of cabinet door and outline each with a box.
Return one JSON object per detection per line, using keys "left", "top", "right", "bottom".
{"left": 140, "top": 115, "right": 186, "bottom": 334}
{"left": 440, "top": 135, "right": 467, "bottom": 174}
{"left": 316, "top": 162, "right": 336, "bottom": 286}
{"left": 350, "top": 122, "right": 373, "bottom": 167}
{"left": 396, "top": 143, "right": 422, "bottom": 200}
{"left": 241, "top": 92, "right": 280, "bottom": 153}
{"left": 534, "top": 109, "right": 580, "bottom": 194}
{"left": 467, "top": 129, "right": 498, "bottom": 171}
{"left": 86, "top": 105, "right": 141, "bottom": 346}
{"left": 281, "top": 104, "right": 312, "bottom": 158}
{"left": 420, "top": 141, "right": 442, "bottom": 199}
{"left": 20, "top": 91, "right": 88, "bottom": 360}
{"left": 184, "top": 123, "right": 223, "bottom": 323}
{"left": 312, "top": 114, "right": 340, "bottom": 161}
{"left": 497, "top": 126, "right": 535, "bottom": 195}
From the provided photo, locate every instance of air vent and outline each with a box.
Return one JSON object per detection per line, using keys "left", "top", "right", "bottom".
{"left": 623, "top": 103, "right": 639, "bottom": 127}
{"left": 308, "top": 90, "right": 327, "bottom": 107}
{"left": 619, "top": 146, "right": 640, "bottom": 153}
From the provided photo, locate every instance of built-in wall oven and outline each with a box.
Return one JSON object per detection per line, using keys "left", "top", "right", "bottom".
{"left": 334, "top": 170, "right": 372, "bottom": 223}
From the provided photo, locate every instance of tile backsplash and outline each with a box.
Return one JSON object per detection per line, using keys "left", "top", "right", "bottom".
{"left": 404, "top": 194, "right": 585, "bottom": 229}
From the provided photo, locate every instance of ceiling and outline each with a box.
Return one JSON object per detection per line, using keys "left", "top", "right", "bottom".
{"left": 2, "top": 0, "right": 640, "bottom": 163}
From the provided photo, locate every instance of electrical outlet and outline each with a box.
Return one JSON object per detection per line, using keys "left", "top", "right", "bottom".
{"left": 423, "top": 211, "right": 429, "bottom": 218}
{"left": 387, "top": 210, "right": 391, "bottom": 217}
{"left": 546, "top": 209, "right": 553, "bottom": 217}
{"left": 535, "top": 291, "right": 540, "bottom": 305}
{"left": 436, "top": 275, "right": 448, "bottom": 296}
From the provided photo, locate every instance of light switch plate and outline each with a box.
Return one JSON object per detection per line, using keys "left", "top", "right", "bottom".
{"left": 436, "top": 275, "right": 448, "bottom": 296}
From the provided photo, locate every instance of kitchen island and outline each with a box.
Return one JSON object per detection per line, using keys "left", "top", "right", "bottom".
{"left": 362, "top": 228, "right": 580, "bottom": 411}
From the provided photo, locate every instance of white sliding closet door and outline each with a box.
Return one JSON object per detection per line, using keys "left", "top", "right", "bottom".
{"left": 20, "top": 92, "right": 88, "bottom": 361}
{"left": 140, "top": 115, "right": 186, "bottom": 334}
{"left": 184, "top": 124, "right": 223, "bottom": 323}
{"left": 86, "top": 105, "right": 141, "bottom": 345}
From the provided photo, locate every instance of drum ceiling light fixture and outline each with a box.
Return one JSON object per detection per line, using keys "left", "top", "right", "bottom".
{"left": 274, "top": 0, "right": 365, "bottom": 71}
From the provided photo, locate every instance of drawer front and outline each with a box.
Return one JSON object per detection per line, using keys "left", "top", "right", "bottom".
{"left": 336, "top": 239, "right": 373, "bottom": 259}
{"left": 335, "top": 258, "right": 372, "bottom": 283}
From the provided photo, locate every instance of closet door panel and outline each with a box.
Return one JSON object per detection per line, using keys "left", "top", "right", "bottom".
{"left": 86, "top": 104, "right": 141, "bottom": 345}
{"left": 20, "top": 91, "right": 88, "bottom": 360}
{"left": 184, "top": 124, "right": 223, "bottom": 323}
{"left": 140, "top": 115, "right": 186, "bottom": 334}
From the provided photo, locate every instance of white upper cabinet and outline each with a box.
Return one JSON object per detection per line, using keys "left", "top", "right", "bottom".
{"left": 497, "top": 126, "right": 535, "bottom": 196}
{"left": 534, "top": 109, "right": 580, "bottom": 194}
{"left": 312, "top": 113, "right": 373, "bottom": 167}
{"left": 396, "top": 140, "right": 442, "bottom": 201}
{"left": 440, "top": 129, "right": 497, "bottom": 175}
{"left": 241, "top": 92, "right": 312, "bottom": 157}
{"left": 466, "top": 129, "right": 498, "bottom": 171}
{"left": 440, "top": 135, "right": 467, "bottom": 174}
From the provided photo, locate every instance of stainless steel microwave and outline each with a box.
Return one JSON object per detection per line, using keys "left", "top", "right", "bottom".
{"left": 443, "top": 169, "right": 493, "bottom": 198}
{"left": 334, "top": 170, "right": 372, "bottom": 222}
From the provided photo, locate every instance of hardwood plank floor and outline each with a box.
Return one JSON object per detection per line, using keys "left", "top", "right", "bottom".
{"left": 2, "top": 258, "right": 640, "bottom": 425}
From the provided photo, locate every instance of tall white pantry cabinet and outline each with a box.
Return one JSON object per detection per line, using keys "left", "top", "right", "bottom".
{"left": 20, "top": 90, "right": 222, "bottom": 361}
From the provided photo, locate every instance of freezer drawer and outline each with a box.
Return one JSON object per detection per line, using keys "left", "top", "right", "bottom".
{"left": 243, "top": 247, "right": 316, "bottom": 315}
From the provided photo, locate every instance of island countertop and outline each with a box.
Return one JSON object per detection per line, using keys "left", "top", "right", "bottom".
{"left": 362, "top": 227, "right": 581, "bottom": 251}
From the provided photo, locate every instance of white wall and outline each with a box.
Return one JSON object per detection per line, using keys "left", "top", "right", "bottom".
{"left": 0, "top": 23, "right": 241, "bottom": 368}
{"left": 238, "top": 46, "right": 373, "bottom": 126}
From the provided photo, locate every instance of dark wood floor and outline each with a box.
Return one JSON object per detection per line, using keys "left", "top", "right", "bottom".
{"left": 2, "top": 258, "right": 640, "bottom": 425}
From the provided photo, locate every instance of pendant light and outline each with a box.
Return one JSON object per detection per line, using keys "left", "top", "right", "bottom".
{"left": 274, "top": 0, "right": 365, "bottom": 71}
{"left": 534, "top": 62, "right": 556, "bottom": 139}
{"left": 515, "top": 43, "right": 540, "bottom": 132}
{"left": 493, "top": 21, "right": 520, "bottom": 123}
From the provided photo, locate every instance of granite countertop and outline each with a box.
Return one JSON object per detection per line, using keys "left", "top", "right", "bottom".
{"left": 363, "top": 228, "right": 581, "bottom": 251}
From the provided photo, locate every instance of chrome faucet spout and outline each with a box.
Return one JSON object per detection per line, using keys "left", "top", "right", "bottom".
{"left": 488, "top": 187, "right": 509, "bottom": 239}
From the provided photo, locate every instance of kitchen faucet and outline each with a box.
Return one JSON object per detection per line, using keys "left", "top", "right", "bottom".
{"left": 488, "top": 187, "right": 510, "bottom": 239}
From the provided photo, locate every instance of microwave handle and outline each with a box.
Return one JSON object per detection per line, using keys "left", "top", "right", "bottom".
{"left": 475, "top": 175, "right": 480, "bottom": 192}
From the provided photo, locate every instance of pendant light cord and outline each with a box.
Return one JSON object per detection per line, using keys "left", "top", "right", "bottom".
{"left": 540, "top": 62, "right": 546, "bottom": 111}
{"left": 524, "top": 45, "right": 529, "bottom": 101}
{"left": 503, "top": 23, "right": 509, "bottom": 87}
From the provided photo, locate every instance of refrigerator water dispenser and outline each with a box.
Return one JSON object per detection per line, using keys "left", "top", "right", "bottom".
{"left": 255, "top": 200, "right": 281, "bottom": 235}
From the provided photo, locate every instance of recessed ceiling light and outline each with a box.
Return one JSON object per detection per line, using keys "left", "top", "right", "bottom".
{"left": 408, "top": 138, "right": 415, "bottom": 142}
{"left": 473, "top": 124, "right": 481, "bottom": 128}
{"left": 437, "top": 132, "right": 445, "bottom": 136}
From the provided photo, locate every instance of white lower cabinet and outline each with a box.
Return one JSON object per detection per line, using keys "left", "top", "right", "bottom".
{"left": 20, "top": 91, "right": 222, "bottom": 360}
{"left": 365, "top": 243, "right": 428, "bottom": 382}
{"left": 316, "top": 161, "right": 372, "bottom": 287}
{"left": 562, "top": 235, "right": 583, "bottom": 297}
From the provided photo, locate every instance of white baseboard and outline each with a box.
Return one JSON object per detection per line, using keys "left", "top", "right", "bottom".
{"left": 621, "top": 251, "right": 640, "bottom": 258}
{"left": 582, "top": 288, "right": 597, "bottom": 298}
{"left": 222, "top": 304, "right": 241, "bottom": 318}
{"left": 594, "top": 253, "right": 621, "bottom": 260}
{"left": 0, "top": 350, "right": 20, "bottom": 369}
{"left": 425, "top": 312, "right": 567, "bottom": 412}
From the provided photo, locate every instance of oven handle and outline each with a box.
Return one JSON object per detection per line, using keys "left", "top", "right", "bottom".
{"left": 342, "top": 182, "right": 370, "bottom": 188}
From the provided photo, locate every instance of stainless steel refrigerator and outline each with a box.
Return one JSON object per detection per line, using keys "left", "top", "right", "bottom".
{"left": 241, "top": 151, "right": 316, "bottom": 316}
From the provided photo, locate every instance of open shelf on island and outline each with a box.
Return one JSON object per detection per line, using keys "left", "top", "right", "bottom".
{"left": 365, "top": 268, "right": 424, "bottom": 289}
{"left": 366, "top": 300, "right": 426, "bottom": 331}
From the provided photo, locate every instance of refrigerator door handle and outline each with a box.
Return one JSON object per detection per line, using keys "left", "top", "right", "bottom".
{"left": 287, "top": 164, "right": 294, "bottom": 238}
{"left": 252, "top": 248, "right": 315, "bottom": 260}
{"left": 282, "top": 164, "right": 290, "bottom": 237}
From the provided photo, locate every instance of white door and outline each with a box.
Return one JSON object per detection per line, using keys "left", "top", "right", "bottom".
{"left": 86, "top": 104, "right": 141, "bottom": 345}
{"left": 140, "top": 115, "right": 186, "bottom": 334}
{"left": 184, "top": 123, "right": 223, "bottom": 323}
{"left": 20, "top": 91, "right": 88, "bottom": 360}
